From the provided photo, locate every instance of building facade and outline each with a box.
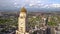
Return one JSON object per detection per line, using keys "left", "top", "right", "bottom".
{"left": 16, "top": 7, "right": 29, "bottom": 34}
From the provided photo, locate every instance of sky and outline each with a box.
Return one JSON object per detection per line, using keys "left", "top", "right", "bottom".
{"left": 0, "top": 0, "right": 60, "bottom": 11}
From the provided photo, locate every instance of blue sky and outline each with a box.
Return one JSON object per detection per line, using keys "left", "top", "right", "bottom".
{"left": 0, "top": 0, "right": 60, "bottom": 11}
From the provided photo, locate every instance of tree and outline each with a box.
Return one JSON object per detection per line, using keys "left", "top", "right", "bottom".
{"left": 27, "top": 16, "right": 41, "bottom": 29}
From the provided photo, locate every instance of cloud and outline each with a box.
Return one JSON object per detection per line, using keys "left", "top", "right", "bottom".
{"left": 22, "top": 0, "right": 60, "bottom": 8}
{"left": 29, "top": 3, "right": 43, "bottom": 8}
{"left": 29, "top": 4, "right": 34, "bottom": 7}
{"left": 28, "top": 3, "right": 60, "bottom": 8}
{"left": 24, "top": 0, "right": 42, "bottom": 5}
{"left": 0, "top": 0, "right": 60, "bottom": 9}
{"left": 42, "top": 5, "right": 49, "bottom": 8}
{"left": 28, "top": 0, "right": 44, "bottom": 8}
{"left": 42, "top": 4, "right": 60, "bottom": 8}
{"left": 24, "top": 0, "right": 49, "bottom": 8}
{"left": 50, "top": 4, "right": 60, "bottom": 8}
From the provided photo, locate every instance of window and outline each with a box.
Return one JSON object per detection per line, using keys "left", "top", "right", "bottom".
{"left": 20, "top": 16, "right": 24, "bottom": 19}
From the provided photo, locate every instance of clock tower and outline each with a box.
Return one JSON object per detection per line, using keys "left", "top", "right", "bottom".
{"left": 16, "top": 7, "right": 29, "bottom": 34}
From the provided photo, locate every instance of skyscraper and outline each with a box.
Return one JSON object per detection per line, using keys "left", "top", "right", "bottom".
{"left": 16, "top": 7, "right": 29, "bottom": 34}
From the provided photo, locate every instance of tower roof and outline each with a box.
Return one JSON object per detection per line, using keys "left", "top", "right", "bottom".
{"left": 20, "top": 7, "right": 27, "bottom": 13}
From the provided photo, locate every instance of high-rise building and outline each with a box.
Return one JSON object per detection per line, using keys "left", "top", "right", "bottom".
{"left": 16, "top": 7, "right": 29, "bottom": 34}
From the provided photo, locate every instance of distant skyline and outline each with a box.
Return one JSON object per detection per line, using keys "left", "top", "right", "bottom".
{"left": 0, "top": 0, "right": 60, "bottom": 11}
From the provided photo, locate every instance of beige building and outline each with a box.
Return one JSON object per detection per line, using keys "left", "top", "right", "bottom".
{"left": 16, "top": 7, "right": 29, "bottom": 34}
